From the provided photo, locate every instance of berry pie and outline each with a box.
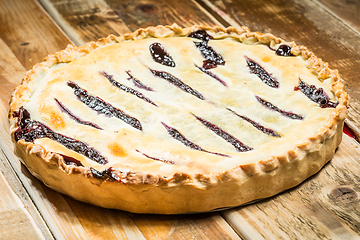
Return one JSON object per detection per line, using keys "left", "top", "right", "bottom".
{"left": 9, "top": 24, "right": 349, "bottom": 214}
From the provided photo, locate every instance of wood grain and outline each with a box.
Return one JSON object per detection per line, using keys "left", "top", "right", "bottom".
{"left": 37, "top": 0, "right": 224, "bottom": 45}
{"left": 35, "top": 182, "right": 240, "bottom": 239}
{"left": 103, "top": 0, "right": 223, "bottom": 30}
{"left": 316, "top": 0, "right": 360, "bottom": 33}
{"left": 0, "top": 0, "right": 71, "bottom": 71}
{"left": 199, "top": 0, "right": 360, "bottom": 138}
{"left": 0, "top": 38, "right": 26, "bottom": 109}
{"left": 37, "top": 0, "right": 131, "bottom": 46}
{"left": 0, "top": 153, "right": 46, "bottom": 240}
{"left": 223, "top": 134, "right": 360, "bottom": 239}
{"left": 1, "top": 0, "right": 360, "bottom": 239}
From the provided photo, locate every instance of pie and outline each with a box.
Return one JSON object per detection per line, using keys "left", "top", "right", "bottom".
{"left": 9, "top": 24, "right": 349, "bottom": 214}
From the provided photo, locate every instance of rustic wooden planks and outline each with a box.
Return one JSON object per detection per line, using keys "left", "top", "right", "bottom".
{"left": 1, "top": 0, "right": 360, "bottom": 239}
{"left": 199, "top": 0, "right": 360, "bottom": 139}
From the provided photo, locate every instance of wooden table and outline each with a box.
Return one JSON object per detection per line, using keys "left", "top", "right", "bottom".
{"left": 1, "top": 0, "right": 359, "bottom": 239}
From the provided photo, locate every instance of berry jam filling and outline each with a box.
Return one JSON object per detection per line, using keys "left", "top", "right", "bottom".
{"left": 188, "top": 30, "right": 213, "bottom": 42}
{"left": 193, "top": 115, "right": 253, "bottom": 152}
{"left": 194, "top": 41, "right": 225, "bottom": 70}
{"left": 61, "top": 154, "right": 84, "bottom": 167}
{"left": 294, "top": 79, "right": 338, "bottom": 108}
{"left": 245, "top": 56, "right": 279, "bottom": 88}
{"left": 55, "top": 98, "right": 103, "bottom": 130}
{"left": 149, "top": 42, "right": 176, "bottom": 67}
{"left": 275, "top": 45, "right": 293, "bottom": 56}
{"left": 13, "top": 107, "right": 108, "bottom": 165}
{"left": 228, "top": 109, "right": 281, "bottom": 137}
{"left": 67, "top": 81, "right": 142, "bottom": 131}
{"left": 126, "top": 70, "right": 154, "bottom": 91}
{"left": 255, "top": 96, "right": 304, "bottom": 120}
{"left": 188, "top": 30, "right": 225, "bottom": 70}
{"left": 195, "top": 64, "right": 227, "bottom": 87}
{"left": 161, "top": 122, "right": 229, "bottom": 157}
{"left": 102, "top": 167, "right": 121, "bottom": 181}
{"left": 90, "top": 167, "right": 103, "bottom": 178}
{"left": 150, "top": 69, "right": 205, "bottom": 100}
{"left": 90, "top": 167, "right": 120, "bottom": 181}
{"left": 100, "top": 71, "right": 157, "bottom": 107}
{"left": 135, "top": 149, "right": 175, "bottom": 164}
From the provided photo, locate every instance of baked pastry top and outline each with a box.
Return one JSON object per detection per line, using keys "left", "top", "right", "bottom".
{"left": 9, "top": 24, "right": 349, "bottom": 214}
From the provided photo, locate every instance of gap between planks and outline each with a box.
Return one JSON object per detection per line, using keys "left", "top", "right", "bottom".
{"left": 311, "top": 0, "right": 360, "bottom": 37}
{"left": 35, "top": 0, "right": 81, "bottom": 46}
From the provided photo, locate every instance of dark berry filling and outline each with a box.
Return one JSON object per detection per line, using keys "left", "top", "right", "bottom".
{"left": 294, "top": 79, "right": 338, "bottom": 108}
{"left": 136, "top": 149, "right": 175, "bottom": 164}
{"left": 102, "top": 167, "right": 121, "bottom": 181}
{"left": 126, "top": 70, "right": 154, "bottom": 91}
{"left": 228, "top": 109, "right": 281, "bottom": 137}
{"left": 193, "top": 115, "right": 253, "bottom": 152}
{"left": 150, "top": 69, "right": 205, "bottom": 100}
{"left": 100, "top": 71, "right": 157, "bottom": 107}
{"left": 275, "top": 45, "right": 293, "bottom": 56}
{"left": 13, "top": 105, "right": 30, "bottom": 127}
{"left": 268, "top": 46, "right": 276, "bottom": 52}
{"left": 162, "top": 122, "right": 203, "bottom": 150}
{"left": 195, "top": 64, "right": 227, "bottom": 87}
{"left": 90, "top": 167, "right": 120, "bottom": 181}
{"left": 245, "top": 56, "right": 279, "bottom": 88}
{"left": 90, "top": 167, "right": 104, "bottom": 178}
{"left": 188, "top": 30, "right": 225, "bottom": 70}
{"left": 194, "top": 41, "right": 225, "bottom": 70}
{"left": 67, "top": 81, "right": 142, "bottom": 131}
{"left": 13, "top": 107, "right": 108, "bottom": 164}
{"left": 255, "top": 96, "right": 304, "bottom": 120}
{"left": 188, "top": 30, "right": 213, "bottom": 42}
{"left": 161, "top": 122, "right": 229, "bottom": 157}
{"left": 61, "top": 154, "right": 84, "bottom": 167}
{"left": 149, "top": 42, "right": 176, "bottom": 67}
{"left": 55, "top": 98, "right": 103, "bottom": 130}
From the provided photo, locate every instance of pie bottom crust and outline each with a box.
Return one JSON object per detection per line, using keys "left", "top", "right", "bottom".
{"left": 13, "top": 120, "right": 343, "bottom": 214}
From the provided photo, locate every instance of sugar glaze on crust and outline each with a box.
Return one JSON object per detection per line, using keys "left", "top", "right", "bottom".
{"left": 9, "top": 24, "right": 349, "bottom": 214}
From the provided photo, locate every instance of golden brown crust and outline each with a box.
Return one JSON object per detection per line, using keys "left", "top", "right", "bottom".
{"left": 9, "top": 24, "right": 349, "bottom": 214}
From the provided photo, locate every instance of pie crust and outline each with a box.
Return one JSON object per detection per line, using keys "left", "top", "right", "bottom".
{"left": 9, "top": 24, "right": 349, "bottom": 214}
